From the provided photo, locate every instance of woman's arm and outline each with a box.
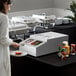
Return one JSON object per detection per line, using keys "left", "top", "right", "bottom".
{"left": 0, "top": 14, "right": 19, "bottom": 47}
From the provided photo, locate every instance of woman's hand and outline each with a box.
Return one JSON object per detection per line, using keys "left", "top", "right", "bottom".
{"left": 11, "top": 42, "right": 20, "bottom": 48}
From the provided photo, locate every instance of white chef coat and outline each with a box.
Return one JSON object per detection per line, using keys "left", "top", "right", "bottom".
{"left": 0, "top": 12, "right": 13, "bottom": 76}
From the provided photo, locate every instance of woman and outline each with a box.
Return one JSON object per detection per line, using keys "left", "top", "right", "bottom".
{"left": 0, "top": 0, "right": 20, "bottom": 76}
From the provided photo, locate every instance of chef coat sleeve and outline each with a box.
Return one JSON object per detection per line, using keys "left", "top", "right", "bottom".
{"left": 0, "top": 15, "right": 13, "bottom": 46}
